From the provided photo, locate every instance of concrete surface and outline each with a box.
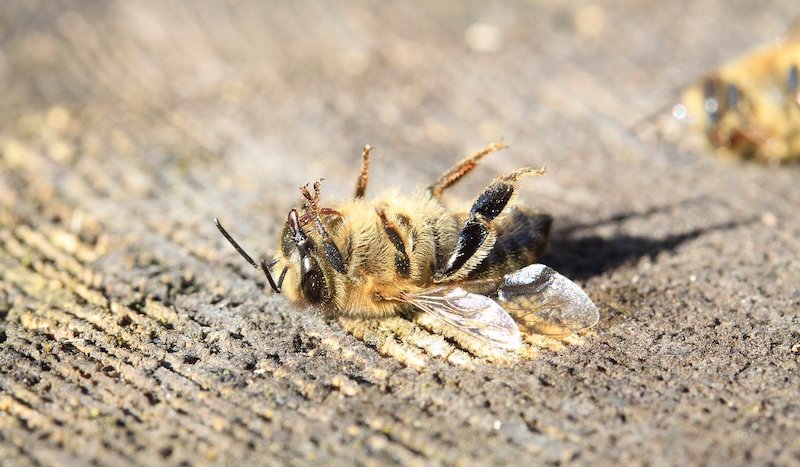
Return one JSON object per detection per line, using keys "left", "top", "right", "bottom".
{"left": 0, "top": 1, "right": 798, "bottom": 466}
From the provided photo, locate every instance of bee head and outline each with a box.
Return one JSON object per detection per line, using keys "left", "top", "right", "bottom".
{"left": 278, "top": 209, "right": 333, "bottom": 305}
{"left": 215, "top": 202, "right": 341, "bottom": 304}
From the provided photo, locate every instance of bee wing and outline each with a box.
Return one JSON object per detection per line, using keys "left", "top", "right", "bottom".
{"left": 497, "top": 264, "right": 599, "bottom": 338}
{"left": 400, "top": 287, "right": 522, "bottom": 350}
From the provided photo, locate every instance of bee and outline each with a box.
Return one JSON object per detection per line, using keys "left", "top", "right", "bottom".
{"left": 675, "top": 22, "right": 800, "bottom": 163}
{"left": 214, "top": 143, "right": 599, "bottom": 350}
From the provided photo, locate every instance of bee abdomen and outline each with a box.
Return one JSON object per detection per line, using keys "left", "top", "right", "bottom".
{"left": 468, "top": 210, "right": 552, "bottom": 278}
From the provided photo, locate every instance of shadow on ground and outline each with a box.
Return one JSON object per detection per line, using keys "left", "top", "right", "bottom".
{"left": 543, "top": 198, "right": 753, "bottom": 280}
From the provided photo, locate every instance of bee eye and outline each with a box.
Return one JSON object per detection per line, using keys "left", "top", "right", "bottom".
{"left": 301, "top": 258, "right": 329, "bottom": 304}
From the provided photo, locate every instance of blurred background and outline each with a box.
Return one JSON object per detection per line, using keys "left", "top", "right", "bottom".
{"left": 2, "top": 1, "right": 798, "bottom": 227}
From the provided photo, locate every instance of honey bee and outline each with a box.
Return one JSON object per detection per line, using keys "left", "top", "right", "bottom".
{"left": 215, "top": 143, "right": 599, "bottom": 350}
{"left": 675, "top": 23, "right": 800, "bottom": 163}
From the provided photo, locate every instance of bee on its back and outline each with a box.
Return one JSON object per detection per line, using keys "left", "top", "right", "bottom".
{"left": 216, "top": 143, "right": 597, "bottom": 350}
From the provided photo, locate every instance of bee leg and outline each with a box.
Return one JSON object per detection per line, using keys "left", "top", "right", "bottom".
{"left": 434, "top": 167, "right": 545, "bottom": 282}
{"left": 354, "top": 145, "right": 373, "bottom": 198}
{"left": 309, "top": 215, "right": 348, "bottom": 274}
{"left": 298, "top": 208, "right": 342, "bottom": 225}
{"left": 376, "top": 207, "right": 411, "bottom": 278}
{"left": 299, "top": 181, "right": 348, "bottom": 274}
{"left": 318, "top": 232, "right": 347, "bottom": 274}
{"left": 300, "top": 178, "right": 324, "bottom": 211}
{"left": 427, "top": 142, "right": 508, "bottom": 199}
{"left": 466, "top": 209, "right": 552, "bottom": 278}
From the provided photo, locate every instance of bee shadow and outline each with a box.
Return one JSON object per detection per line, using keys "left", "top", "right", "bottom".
{"left": 542, "top": 199, "right": 754, "bottom": 280}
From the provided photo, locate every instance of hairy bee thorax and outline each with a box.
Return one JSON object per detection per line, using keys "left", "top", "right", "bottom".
{"left": 276, "top": 190, "right": 457, "bottom": 317}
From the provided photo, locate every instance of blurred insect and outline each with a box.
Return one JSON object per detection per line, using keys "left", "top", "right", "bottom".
{"left": 675, "top": 22, "right": 800, "bottom": 164}
{"left": 215, "top": 143, "right": 598, "bottom": 350}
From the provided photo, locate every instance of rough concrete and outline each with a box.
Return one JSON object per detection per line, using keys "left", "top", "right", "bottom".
{"left": 0, "top": 1, "right": 798, "bottom": 466}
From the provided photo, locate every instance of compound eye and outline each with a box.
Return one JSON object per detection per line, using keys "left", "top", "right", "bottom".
{"left": 301, "top": 258, "right": 329, "bottom": 304}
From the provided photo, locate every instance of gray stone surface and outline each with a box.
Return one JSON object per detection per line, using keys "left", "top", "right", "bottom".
{"left": 1, "top": 1, "right": 798, "bottom": 465}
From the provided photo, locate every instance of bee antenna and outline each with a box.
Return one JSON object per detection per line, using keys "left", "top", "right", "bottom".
{"left": 214, "top": 218, "right": 282, "bottom": 293}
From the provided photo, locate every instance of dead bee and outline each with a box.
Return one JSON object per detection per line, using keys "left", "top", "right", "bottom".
{"left": 215, "top": 143, "right": 598, "bottom": 350}
{"left": 675, "top": 23, "right": 800, "bottom": 163}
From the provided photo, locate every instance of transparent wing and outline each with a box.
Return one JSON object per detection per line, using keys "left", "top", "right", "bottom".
{"left": 400, "top": 287, "right": 522, "bottom": 350}
{"left": 497, "top": 264, "right": 599, "bottom": 338}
